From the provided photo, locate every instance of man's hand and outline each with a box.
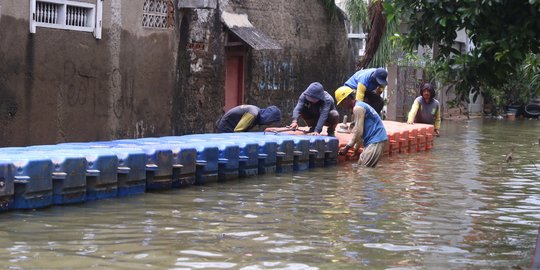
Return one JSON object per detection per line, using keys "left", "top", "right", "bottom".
{"left": 434, "top": 129, "right": 440, "bottom": 137}
{"left": 338, "top": 145, "right": 351, "bottom": 155}
{"left": 308, "top": 132, "right": 320, "bottom": 136}
{"left": 288, "top": 121, "right": 298, "bottom": 130}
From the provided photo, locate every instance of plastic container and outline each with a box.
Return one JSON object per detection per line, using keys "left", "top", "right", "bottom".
{"left": 0, "top": 153, "right": 53, "bottom": 209}
{"left": 0, "top": 160, "right": 15, "bottom": 211}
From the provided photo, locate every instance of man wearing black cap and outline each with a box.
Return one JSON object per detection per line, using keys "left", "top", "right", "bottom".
{"left": 339, "top": 68, "right": 388, "bottom": 115}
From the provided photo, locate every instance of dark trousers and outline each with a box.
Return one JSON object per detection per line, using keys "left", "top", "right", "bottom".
{"left": 364, "top": 91, "right": 384, "bottom": 115}
{"left": 301, "top": 109, "right": 339, "bottom": 134}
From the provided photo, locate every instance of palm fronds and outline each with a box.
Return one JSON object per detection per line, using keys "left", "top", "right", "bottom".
{"left": 346, "top": 0, "right": 369, "bottom": 27}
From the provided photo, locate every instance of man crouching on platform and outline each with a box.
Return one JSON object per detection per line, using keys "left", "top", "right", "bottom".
{"left": 334, "top": 86, "right": 388, "bottom": 167}
{"left": 288, "top": 82, "right": 339, "bottom": 136}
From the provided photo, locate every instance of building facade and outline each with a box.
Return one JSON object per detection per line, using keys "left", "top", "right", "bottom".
{"left": 0, "top": 0, "right": 353, "bottom": 146}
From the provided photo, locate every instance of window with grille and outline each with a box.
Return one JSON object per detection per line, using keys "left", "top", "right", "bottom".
{"left": 30, "top": 0, "right": 103, "bottom": 39}
{"left": 142, "top": 0, "right": 174, "bottom": 29}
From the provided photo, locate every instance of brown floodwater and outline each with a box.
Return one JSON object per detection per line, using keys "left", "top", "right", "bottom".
{"left": 0, "top": 118, "right": 538, "bottom": 269}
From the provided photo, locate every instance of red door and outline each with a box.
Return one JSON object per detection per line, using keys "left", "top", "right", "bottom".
{"left": 224, "top": 55, "right": 244, "bottom": 112}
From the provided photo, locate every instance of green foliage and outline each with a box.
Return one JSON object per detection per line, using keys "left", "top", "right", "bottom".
{"left": 386, "top": 0, "right": 540, "bottom": 103}
{"left": 346, "top": 0, "right": 369, "bottom": 27}
{"left": 321, "top": 0, "right": 339, "bottom": 20}
{"left": 346, "top": 0, "right": 399, "bottom": 68}
{"left": 367, "top": 12, "right": 398, "bottom": 68}
{"left": 523, "top": 53, "right": 540, "bottom": 94}
{"left": 475, "top": 53, "right": 540, "bottom": 113}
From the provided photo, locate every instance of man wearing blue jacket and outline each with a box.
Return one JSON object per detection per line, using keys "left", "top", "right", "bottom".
{"left": 288, "top": 82, "right": 339, "bottom": 136}
{"left": 340, "top": 68, "right": 388, "bottom": 115}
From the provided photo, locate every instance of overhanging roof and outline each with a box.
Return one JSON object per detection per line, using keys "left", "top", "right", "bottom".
{"left": 221, "top": 11, "right": 282, "bottom": 50}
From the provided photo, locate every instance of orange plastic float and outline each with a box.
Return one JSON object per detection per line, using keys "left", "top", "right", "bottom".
{"left": 266, "top": 120, "right": 435, "bottom": 163}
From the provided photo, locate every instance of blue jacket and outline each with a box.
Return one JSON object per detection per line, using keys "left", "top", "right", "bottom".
{"left": 344, "top": 68, "right": 380, "bottom": 93}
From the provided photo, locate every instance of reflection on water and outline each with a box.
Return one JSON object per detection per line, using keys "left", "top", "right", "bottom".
{"left": 0, "top": 119, "right": 538, "bottom": 269}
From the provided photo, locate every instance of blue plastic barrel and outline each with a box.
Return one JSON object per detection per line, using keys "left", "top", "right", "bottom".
{"left": 0, "top": 153, "right": 53, "bottom": 209}
{"left": 162, "top": 137, "right": 219, "bottom": 185}
{"left": 220, "top": 132, "right": 296, "bottom": 173}
{"left": 129, "top": 138, "right": 198, "bottom": 188}
{"left": 306, "top": 136, "right": 327, "bottom": 168}
{"left": 26, "top": 146, "right": 88, "bottom": 205}
{"left": 48, "top": 153, "right": 87, "bottom": 205}
{"left": 0, "top": 160, "right": 15, "bottom": 211}
{"left": 113, "top": 140, "right": 174, "bottom": 191}
{"left": 287, "top": 135, "right": 311, "bottom": 171}
{"left": 169, "top": 138, "right": 238, "bottom": 182}
{"left": 56, "top": 143, "right": 147, "bottom": 197}
{"left": 214, "top": 136, "right": 259, "bottom": 177}
{"left": 58, "top": 148, "right": 119, "bottom": 201}
{"left": 219, "top": 134, "right": 278, "bottom": 175}
{"left": 323, "top": 137, "right": 340, "bottom": 166}
{"left": 109, "top": 147, "right": 147, "bottom": 196}
{"left": 167, "top": 143, "right": 197, "bottom": 188}
{"left": 251, "top": 133, "right": 295, "bottom": 173}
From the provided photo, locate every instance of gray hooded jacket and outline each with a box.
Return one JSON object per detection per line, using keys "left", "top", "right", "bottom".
{"left": 292, "top": 82, "right": 336, "bottom": 133}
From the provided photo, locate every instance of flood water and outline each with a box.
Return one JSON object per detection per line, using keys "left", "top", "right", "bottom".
{"left": 0, "top": 119, "right": 539, "bottom": 269}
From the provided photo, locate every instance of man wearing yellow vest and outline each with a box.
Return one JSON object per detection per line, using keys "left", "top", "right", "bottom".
{"left": 339, "top": 68, "right": 388, "bottom": 115}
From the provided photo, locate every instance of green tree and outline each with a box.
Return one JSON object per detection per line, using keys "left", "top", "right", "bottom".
{"left": 386, "top": 0, "right": 540, "bottom": 103}
{"left": 343, "top": 0, "right": 399, "bottom": 69}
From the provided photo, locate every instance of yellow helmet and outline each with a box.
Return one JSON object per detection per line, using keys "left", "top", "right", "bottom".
{"left": 335, "top": 86, "right": 354, "bottom": 105}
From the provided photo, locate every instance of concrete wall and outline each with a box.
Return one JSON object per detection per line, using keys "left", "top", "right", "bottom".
{"left": 0, "top": 0, "right": 353, "bottom": 146}
{"left": 0, "top": 0, "right": 178, "bottom": 146}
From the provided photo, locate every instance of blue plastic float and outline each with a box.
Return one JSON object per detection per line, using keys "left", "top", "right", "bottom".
{"left": 0, "top": 132, "right": 339, "bottom": 212}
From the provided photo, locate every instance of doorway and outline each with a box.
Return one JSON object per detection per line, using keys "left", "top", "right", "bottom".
{"left": 224, "top": 53, "right": 244, "bottom": 112}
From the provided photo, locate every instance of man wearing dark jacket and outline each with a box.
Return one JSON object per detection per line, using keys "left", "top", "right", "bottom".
{"left": 216, "top": 105, "right": 281, "bottom": 133}
{"left": 288, "top": 82, "right": 339, "bottom": 136}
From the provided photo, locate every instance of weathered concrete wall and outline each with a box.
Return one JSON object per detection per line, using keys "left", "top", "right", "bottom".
{"left": 0, "top": 0, "right": 353, "bottom": 146}
{"left": 173, "top": 8, "right": 226, "bottom": 135}
{"left": 0, "top": 0, "right": 179, "bottom": 146}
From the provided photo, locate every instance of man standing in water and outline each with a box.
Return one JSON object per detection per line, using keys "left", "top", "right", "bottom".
{"left": 335, "top": 86, "right": 388, "bottom": 167}
{"left": 407, "top": 83, "right": 441, "bottom": 136}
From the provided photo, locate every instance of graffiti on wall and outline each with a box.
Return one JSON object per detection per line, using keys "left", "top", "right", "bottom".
{"left": 62, "top": 60, "right": 98, "bottom": 109}
{"left": 62, "top": 61, "right": 135, "bottom": 119}
{"left": 257, "top": 59, "right": 295, "bottom": 91}
{"left": 110, "top": 68, "right": 134, "bottom": 119}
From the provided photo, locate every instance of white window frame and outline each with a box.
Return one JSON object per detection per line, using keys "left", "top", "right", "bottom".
{"left": 29, "top": 0, "right": 103, "bottom": 39}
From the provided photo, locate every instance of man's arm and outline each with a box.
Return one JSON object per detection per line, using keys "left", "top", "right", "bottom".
{"left": 434, "top": 105, "right": 441, "bottom": 135}
{"left": 339, "top": 105, "right": 366, "bottom": 155}
{"left": 289, "top": 97, "right": 306, "bottom": 130}
{"left": 234, "top": 113, "right": 256, "bottom": 132}
{"left": 407, "top": 100, "right": 420, "bottom": 124}
{"left": 313, "top": 101, "right": 331, "bottom": 134}
{"left": 354, "top": 84, "right": 367, "bottom": 102}
{"left": 349, "top": 105, "right": 366, "bottom": 147}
